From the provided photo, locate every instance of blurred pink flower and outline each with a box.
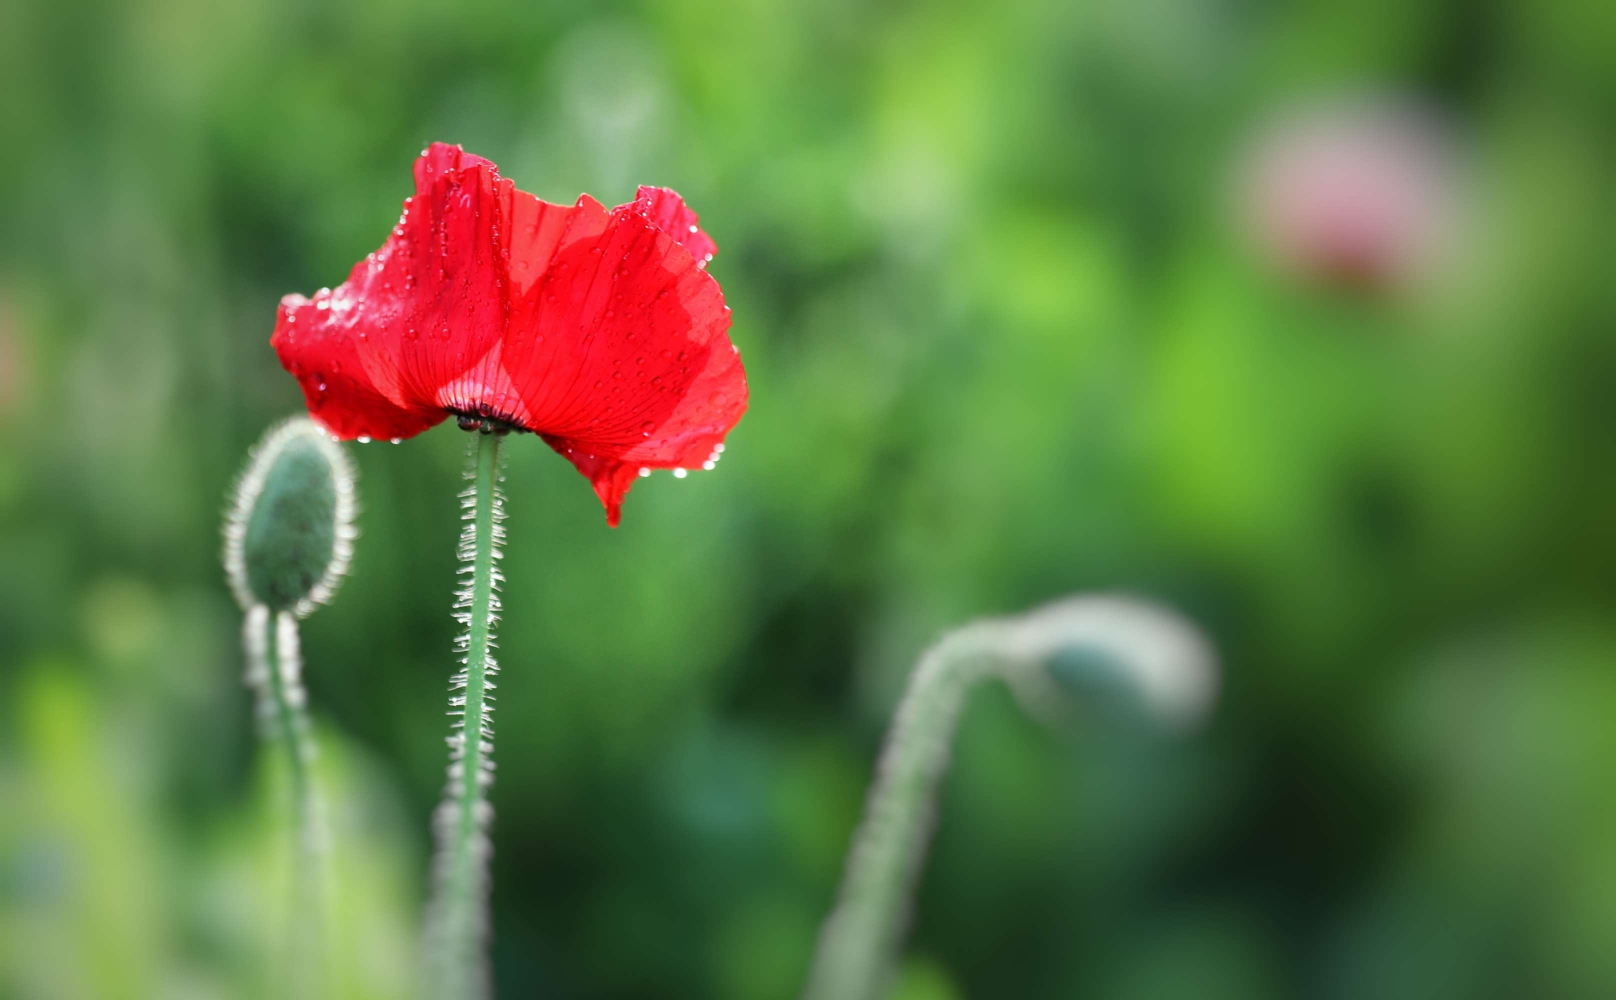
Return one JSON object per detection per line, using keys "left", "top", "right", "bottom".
{"left": 0, "top": 293, "right": 22, "bottom": 421}
{"left": 1237, "top": 97, "right": 1462, "bottom": 292}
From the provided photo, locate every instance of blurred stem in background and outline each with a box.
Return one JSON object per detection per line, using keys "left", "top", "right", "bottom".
{"left": 223, "top": 417, "right": 357, "bottom": 1000}
{"left": 426, "top": 426, "right": 508, "bottom": 1000}
{"left": 802, "top": 597, "right": 1218, "bottom": 1000}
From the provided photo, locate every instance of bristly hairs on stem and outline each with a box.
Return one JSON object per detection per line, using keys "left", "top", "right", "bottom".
{"left": 244, "top": 604, "right": 331, "bottom": 997}
{"left": 425, "top": 430, "right": 507, "bottom": 1000}
{"left": 224, "top": 416, "right": 357, "bottom": 1000}
{"left": 801, "top": 595, "right": 1219, "bottom": 1000}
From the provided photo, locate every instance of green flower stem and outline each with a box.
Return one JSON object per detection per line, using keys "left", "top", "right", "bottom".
{"left": 428, "top": 430, "right": 507, "bottom": 1000}
{"left": 262, "top": 610, "right": 316, "bottom": 856}
{"left": 248, "top": 604, "right": 328, "bottom": 999}
{"left": 803, "top": 597, "right": 1218, "bottom": 1000}
{"left": 803, "top": 625, "right": 1001, "bottom": 1000}
{"left": 804, "top": 597, "right": 1215, "bottom": 1000}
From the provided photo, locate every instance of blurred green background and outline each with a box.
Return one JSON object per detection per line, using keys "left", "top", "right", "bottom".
{"left": 3, "top": 0, "right": 1615, "bottom": 997}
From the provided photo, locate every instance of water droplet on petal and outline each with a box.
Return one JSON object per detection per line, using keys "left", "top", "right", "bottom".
{"left": 702, "top": 460, "right": 716, "bottom": 471}
{"left": 357, "top": 436, "right": 371, "bottom": 444}
{"left": 638, "top": 467, "right": 651, "bottom": 477}
{"left": 673, "top": 468, "right": 688, "bottom": 479}
{"left": 390, "top": 437, "right": 403, "bottom": 444}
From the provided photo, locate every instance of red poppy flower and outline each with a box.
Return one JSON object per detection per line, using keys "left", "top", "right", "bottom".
{"left": 271, "top": 143, "right": 747, "bottom": 526}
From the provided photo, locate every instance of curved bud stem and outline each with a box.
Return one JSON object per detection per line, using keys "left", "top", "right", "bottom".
{"left": 245, "top": 604, "right": 330, "bottom": 999}
{"left": 225, "top": 417, "right": 355, "bottom": 1000}
{"left": 426, "top": 430, "right": 507, "bottom": 1000}
{"left": 802, "top": 596, "right": 1217, "bottom": 1000}
{"left": 802, "top": 623, "right": 1002, "bottom": 1000}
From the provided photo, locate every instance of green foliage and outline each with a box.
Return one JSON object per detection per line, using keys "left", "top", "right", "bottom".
{"left": 1, "top": 0, "right": 1613, "bottom": 997}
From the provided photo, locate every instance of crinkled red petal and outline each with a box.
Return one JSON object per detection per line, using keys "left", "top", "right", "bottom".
{"left": 508, "top": 201, "right": 746, "bottom": 525}
{"left": 272, "top": 293, "right": 447, "bottom": 440}
{"left": 273, "top": 143, "right": 523, "bottom": 437}
{"left": 627, "top": 186, "right": 718, "bottom": 265}
{"left": 271, "top": 143, "right": 746, "bottom": 524}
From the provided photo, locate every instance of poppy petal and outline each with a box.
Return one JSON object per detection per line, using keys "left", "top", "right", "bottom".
{"left": 505, "top": 202, "right": 746, "bottom": 524}
{"left": 272, "top": 143, "right": 517, "bottom": 439}
{"left": 273, "top": 293, "right": 447, "bottom": 441}
{"left": 629, "top": 186, "right": 718, "bottom": 266}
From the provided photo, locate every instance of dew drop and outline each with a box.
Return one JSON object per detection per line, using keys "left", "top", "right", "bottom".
{"left": 673, "top": 468, "right": 688, "bottom": 479}
{"left": 640, "top": 421, "right": 654, "bottom": 436}
{"left": 638, "top": 467, "right": 651, "bottom": 477}
{"left": 714, "top": 443, "right": 726, "bottom": 453}
{"left": 357, "top": 436, "right": 371, "bottom": 444}
{"left": 390, "top": 437, "right": 403, "bottom": 444}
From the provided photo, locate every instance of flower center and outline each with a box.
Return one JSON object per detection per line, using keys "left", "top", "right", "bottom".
{"left": 450, "top": 408, "right": 528, "bottom": 436}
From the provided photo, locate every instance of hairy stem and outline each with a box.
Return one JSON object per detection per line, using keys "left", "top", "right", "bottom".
{"left": 427, "top": 430, "right": 506, "bottom": 1000}
{"left": 802, "top": 625, "right": 1001, "bottom": 1000}
{"left": 803, "top": 597, "right": 1217, "bottom": 1000}
{"left": 246, "top": 605, "right": 328, "bottom": 999}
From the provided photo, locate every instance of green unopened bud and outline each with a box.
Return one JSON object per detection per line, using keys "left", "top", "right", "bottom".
{"left": 224, "top": 417, "right": 358, "bottom": 617}
{"left": 995, "top": 595, "right": 1218, "bottom": 730}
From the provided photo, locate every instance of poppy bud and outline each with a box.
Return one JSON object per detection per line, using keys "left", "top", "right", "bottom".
{"left": 224, "top": 417, "right": 358, "bottom": 617}
{"left": 999, "top": 595, "right": 1218, "bottom": 730}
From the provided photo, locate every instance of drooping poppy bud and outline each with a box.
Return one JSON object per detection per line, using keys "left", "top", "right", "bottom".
{"left": 224, "top": 417, "right": 358, "bottom": 617}
{"left": 270, "top": 143, "right": 747, "bottom": 525}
